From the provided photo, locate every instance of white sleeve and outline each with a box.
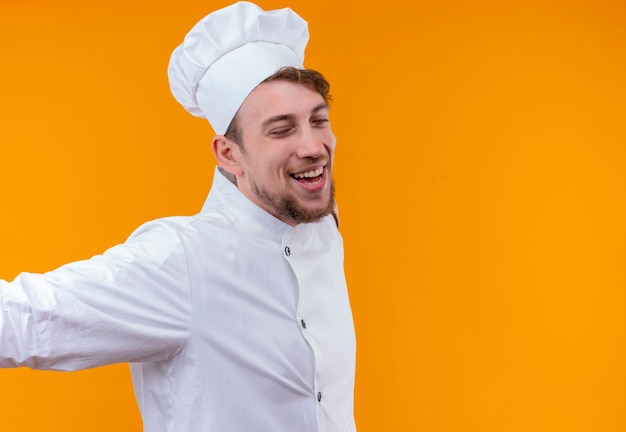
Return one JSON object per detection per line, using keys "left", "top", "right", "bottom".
{"left": 0, "top": 219, "right": 192, "bottom": 371}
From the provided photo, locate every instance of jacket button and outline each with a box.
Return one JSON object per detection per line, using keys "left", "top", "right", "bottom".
{"left": 317, "top": 392, "right": 322, "bottom": 402}
{"left": 284, "top": 246, "right": 291, "bottom": 256}
{"left": 301, "top": 319, "right": 307, "bottom": 329}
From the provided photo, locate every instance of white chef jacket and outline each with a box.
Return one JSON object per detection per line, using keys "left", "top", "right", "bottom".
{"left": 0, "top": 167, "right": 356, "bottom": 432}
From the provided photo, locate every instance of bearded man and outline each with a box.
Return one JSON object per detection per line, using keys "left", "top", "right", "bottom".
{"left": 0, "top": 2, "right": 356, "bottom": 431}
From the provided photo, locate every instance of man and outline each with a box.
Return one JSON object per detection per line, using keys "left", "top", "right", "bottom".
{"left": 0, "top": 2, "right": 356, "bottom": 431}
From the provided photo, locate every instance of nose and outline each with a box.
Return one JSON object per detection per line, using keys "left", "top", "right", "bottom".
{"left": 295, "top": 127, "right": 325, "bottom": 159}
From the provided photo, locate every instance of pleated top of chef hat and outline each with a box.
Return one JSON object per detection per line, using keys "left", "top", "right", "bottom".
{"left": 168, "top": 1, "right": 309, "bottom": 134}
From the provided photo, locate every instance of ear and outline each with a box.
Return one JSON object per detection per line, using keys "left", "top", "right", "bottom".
{"left": 212, "top": 135, "right": 243, "bottom": 177}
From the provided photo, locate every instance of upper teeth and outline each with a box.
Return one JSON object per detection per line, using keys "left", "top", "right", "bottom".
{"left": 293, "top": 167, "right": 323, "bottom": 179}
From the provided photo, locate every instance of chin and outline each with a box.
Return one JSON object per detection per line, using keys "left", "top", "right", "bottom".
{"left": 284, "top": 197, "right": 335, "bottom": 225}
{"left": 253, "top": 179, "right": 335, "bottom": 225}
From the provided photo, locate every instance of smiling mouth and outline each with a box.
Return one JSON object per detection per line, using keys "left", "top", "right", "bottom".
{"left": 291, "top": 166, "right": 324, "bottom": 185}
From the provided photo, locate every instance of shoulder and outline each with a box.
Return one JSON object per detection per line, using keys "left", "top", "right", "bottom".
{"left": 102, "top": 215, "right": 210, "bottom": 267}
{"left": 122, "top": 212, "right": 238, "bottom": 258}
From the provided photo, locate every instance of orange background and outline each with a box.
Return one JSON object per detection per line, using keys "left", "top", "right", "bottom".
{"left": 1, "top": 0, "right": 625, "bottom": 430}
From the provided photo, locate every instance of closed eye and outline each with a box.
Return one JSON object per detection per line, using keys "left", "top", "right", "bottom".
{"left": 268, "top": 127, "right": 295, "bottom": 137}
{"left": 311, "top": 118, "right": 329, "bottom": 128}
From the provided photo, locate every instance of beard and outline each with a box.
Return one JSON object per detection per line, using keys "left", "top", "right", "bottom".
{"left": 251, "top": 179, "right": 336, "bottom": 225}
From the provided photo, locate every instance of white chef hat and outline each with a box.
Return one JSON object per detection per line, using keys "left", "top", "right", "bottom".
{"left": 168, "top": 1, "right": 309, "bottom": 134}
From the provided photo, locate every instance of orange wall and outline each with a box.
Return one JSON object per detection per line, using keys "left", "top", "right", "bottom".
{"left": 1, "top": 0, "right": 625, "bottom": 430}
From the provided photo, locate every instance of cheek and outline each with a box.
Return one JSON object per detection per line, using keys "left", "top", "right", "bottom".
{"left": 256, "top": 156, "right": 287, "bottom": 181}
{"left": 325, "top": 137, "right": 337, "bottom": 155}
{"left": 325, "top": 130, "right": 337, "bottom": 149}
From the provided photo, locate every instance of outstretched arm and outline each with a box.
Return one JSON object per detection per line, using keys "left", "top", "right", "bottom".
{"left": 0, "top": 220, "right": 192, "bottom": 371}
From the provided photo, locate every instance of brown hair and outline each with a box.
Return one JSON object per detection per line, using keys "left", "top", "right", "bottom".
{"left": 224, "top": 67, "right": 332, "bottom": 148}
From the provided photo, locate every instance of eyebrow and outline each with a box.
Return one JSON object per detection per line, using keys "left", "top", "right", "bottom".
{"left": 261, "top": 102, "right": 329, "bottom": 129}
